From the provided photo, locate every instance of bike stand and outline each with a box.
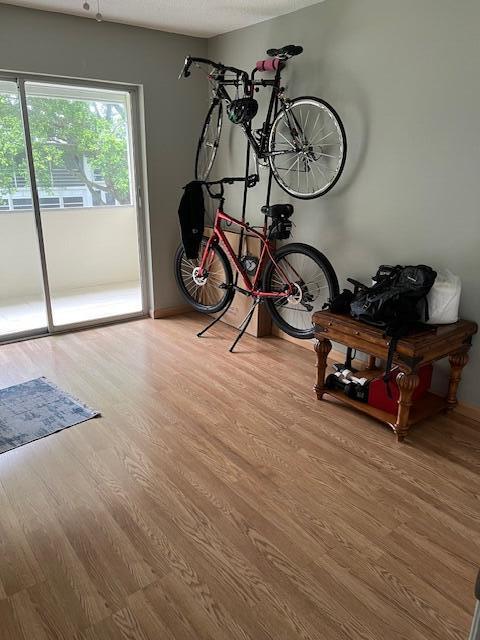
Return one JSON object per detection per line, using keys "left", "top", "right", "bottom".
{"left": 198, "top": 136, "right": 258, "bottom": 351}
{"left": 228, "top": 297, "right": 261, "bottom": 353}
{"left": 196, "top": 293, "right": 235, "bottom": 338}
{"left": 196, "top": 292, "right": 261, "bottom": 353}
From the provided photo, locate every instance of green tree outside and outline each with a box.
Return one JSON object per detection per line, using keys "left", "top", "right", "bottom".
{"left": 0, "top": 93, "right": 131, "bottom": 206}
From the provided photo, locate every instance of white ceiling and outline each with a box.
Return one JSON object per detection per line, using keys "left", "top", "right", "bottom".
{"left": 1, "top": 0, "right": 324, "bottom": 38}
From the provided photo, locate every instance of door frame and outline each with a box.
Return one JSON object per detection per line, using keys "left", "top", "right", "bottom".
{"left": 0, "top": 71, "right": 149, "bottom": 342}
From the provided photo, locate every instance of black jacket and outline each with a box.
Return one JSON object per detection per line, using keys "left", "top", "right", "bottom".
{"left": 178, "top": 181, "right": 205, "bottom": 259}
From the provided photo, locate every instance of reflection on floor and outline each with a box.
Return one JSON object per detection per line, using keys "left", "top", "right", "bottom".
{"left": 0, "top": 281, "right": 142, "bottom": 336}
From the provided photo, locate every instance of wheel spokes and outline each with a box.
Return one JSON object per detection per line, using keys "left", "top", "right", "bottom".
{"left": 196, "top": 103, "right": 222, "bottom": 180}
{"left": 269, "top": 251, "right": 330, "bottom": 334}
{"left": 270, "top": 99, "right": 345, "bottom": 198}
{"left": 179, "top": 241, "right": 229, "bottom": 310}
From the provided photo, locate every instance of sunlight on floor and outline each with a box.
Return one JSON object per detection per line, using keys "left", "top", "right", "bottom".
{"left": 0, "top": 281, "right": 142, "bottom": 336}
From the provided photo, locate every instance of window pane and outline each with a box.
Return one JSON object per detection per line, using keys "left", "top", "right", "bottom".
{"left": 25, "top": 81, "right": 142, "bottom": 327}
{"left": 26, "top": 83, "right": 133, "bottom": 208}
{"left": 0, "top": 80, "right": 48, "bottom": 336}
{"left": 0, "top": 83, "right": 32, "bottom": 212}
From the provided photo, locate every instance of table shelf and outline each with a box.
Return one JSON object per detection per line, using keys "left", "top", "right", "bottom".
{"left": 323, "top": 388, "right": 448, "bottom": 431}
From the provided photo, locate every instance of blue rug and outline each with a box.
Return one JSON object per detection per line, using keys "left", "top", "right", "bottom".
{"left": 0, "top": 377, "right": 100, "bottom": 454}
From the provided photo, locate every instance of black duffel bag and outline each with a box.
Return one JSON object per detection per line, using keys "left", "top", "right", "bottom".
{"left": 348, "top": 264, "right": 437, "bottom": 391}
{"left": 349, "top": 264, "right": 437, "bottom": 329}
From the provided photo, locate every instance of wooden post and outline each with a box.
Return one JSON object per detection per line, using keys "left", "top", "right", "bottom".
{"left": 447, "top": 351, "right": 469, "bottom": 410}
{"left": 314, "top": 338, "right": 332, "bottom": 400}
{"left": 395, "top": 371, "right": 420, "bottom": 442}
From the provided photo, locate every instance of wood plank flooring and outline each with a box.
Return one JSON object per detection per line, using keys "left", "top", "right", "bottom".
{"left": 0, "top": 313, "right": 479, "bottom": 640}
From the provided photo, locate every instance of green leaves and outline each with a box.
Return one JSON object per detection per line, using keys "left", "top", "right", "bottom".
{"left": 0, "top": 93, "right": 29, "bottom": 195}
{"left": 0, "top": 92, "right": 131, "bottom": 205}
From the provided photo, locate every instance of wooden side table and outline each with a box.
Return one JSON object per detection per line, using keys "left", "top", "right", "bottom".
{"left": 312, "top": 311, "right": 477, "bottom": 442}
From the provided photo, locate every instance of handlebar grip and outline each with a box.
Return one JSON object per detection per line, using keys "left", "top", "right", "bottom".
{"left": 178, "top": 56, "right": 192, "bottom": 79}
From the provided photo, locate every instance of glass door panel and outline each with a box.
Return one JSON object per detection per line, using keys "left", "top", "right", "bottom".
{"left": 0, "top": 80, "right": 48, "bottom": 338}
{"left": 25, "top": 82, "right": 143, "bottom": 327}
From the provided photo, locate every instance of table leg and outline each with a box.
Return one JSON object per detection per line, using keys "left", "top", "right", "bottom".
{"left": 395, "top": 371, "right": 420, "bottom": 442}
{"left": 314, "top": 338, "right": 332, "bottom": 399}
{"left": 447, "top": 351, "right": 469, "bottom": 410}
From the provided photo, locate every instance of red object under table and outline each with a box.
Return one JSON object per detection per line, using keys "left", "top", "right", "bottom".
{"left": 368, "top": 364, "right": 433, "bottom": 414}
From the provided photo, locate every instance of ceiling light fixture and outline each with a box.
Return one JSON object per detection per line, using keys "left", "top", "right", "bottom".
{"left": 95, "top": 0, "right": 103, "bottom": 22}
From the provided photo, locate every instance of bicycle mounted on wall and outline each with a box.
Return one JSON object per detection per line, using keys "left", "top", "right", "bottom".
{"left": 175, "top": 45, "right": 345, "bottom": 349}
{"left": 179, "top": 44, "right": 347, "bottom": 200}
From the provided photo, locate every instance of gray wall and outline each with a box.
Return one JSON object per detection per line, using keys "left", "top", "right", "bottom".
{"left": 208, "top": 0, "right": 480, "bottom": 406}
{"left": 0, "top": 3, "right": 207, "bottom": 312}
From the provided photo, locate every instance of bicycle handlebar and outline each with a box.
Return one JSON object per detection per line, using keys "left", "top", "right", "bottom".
{"left": 203, "top": 176, "right": 258, "bottom": 199}
{"left": 179, "top": 56, "right": 249, "bottom": 86}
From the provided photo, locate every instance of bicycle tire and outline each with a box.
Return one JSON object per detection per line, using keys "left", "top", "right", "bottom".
{"left": 262, "top": 242, "right": 339, "bottom": 339}
{"left": 174, "top": 238, "right": 233, "bottom": 314}
{"left": 268, "top": 96, "right": 346, "bottom": 200}
{"left": 195, "top": 100, "right": 223, "bottom": 181}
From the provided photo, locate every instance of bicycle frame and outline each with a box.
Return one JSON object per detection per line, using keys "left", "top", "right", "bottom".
{"left": 214, "top": 65, "right": 285, "bottom": 162}
{"left": 198, "top": 203, "right": 293, "bottom": 299}
{"left": 187, "top": 55, "right": 299, "bottom": 164}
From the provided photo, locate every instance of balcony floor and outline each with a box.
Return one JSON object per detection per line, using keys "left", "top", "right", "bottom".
{"left": 0, "top": 281, "right": 142, "bottom": 336}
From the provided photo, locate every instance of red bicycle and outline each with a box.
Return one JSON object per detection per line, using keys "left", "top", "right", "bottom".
{"left": 174, "top": 178, "right": 339, "bottom": 340}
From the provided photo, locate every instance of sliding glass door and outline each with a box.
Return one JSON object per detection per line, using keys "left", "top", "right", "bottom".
{"left": 0, "top": 75, "right": 145, "bottom": 340}
{"left": 0, "top": 80, "right": 48, "bottom": 338}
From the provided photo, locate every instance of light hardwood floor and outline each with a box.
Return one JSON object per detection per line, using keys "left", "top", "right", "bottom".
{"left": 0, "top": 313, "right": 479, "bottom": 640}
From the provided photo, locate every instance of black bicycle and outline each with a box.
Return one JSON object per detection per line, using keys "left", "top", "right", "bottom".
{"left": 179, "top": 44, "right": 347, "bottom": 200}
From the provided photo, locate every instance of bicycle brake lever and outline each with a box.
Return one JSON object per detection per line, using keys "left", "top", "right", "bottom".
{"left": 178, "top": 56, "right": 192, "bottom": 79}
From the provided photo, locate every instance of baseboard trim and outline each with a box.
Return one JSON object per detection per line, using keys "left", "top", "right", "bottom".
{"left": 453, "top": 402, "right": 480, "bottom": 422}
{"left": 150, "top": 305, "right": 191, "bottom": 319}
{"left": 270, "top": 325, "right": 314, "bottom": 350}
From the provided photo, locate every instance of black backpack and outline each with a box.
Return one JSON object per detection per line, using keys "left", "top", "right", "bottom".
{"left": 349, "top": 264, "right": 437, "bottom": 389}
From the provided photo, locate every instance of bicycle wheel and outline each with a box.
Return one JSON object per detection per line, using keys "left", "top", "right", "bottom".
{"left": 262, "top": 243, "right": 339, "bottom": 339}
{"left": 174, "top": 238, "right": 233, "bottom": 313}
{"left": 268, "top": 97, "right": 346, "bottom": 200}
{"left": 195, "top": 100, "right": 223, "bottom": 181}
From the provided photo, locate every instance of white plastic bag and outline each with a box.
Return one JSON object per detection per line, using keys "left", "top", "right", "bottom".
{"left": 426, "top": 269, "right": 461, "bottom": 325}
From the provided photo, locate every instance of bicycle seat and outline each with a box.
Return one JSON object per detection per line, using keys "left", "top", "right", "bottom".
{"left": 261, "top": 204, "right": 294, "bottom": 219}
{"left": 266, "top": 45, "right": 303, "bottom": 59}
